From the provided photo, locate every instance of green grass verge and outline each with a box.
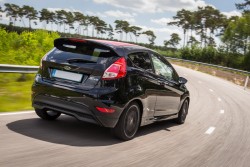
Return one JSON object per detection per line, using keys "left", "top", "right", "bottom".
{"left": 0, "top": 74, "right": 35, "bottom": 112}
{"left": 169, "top": 60, "right": 250, "bottom": 88}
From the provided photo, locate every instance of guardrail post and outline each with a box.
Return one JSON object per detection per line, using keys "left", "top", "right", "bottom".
{"left": 17, "top": 73, "right": 26, "bottom": 82}
{"left": 244, "top": 76, "right": 249, "bottom": 90}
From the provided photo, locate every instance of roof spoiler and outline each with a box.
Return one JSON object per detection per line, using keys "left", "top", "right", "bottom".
{"left": 54, "top": 38, "right": 87, "bottom": 48}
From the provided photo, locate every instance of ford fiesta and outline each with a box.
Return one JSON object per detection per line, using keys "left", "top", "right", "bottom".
{"left": 32, "top": 38, "right": 190, "bottom": 140}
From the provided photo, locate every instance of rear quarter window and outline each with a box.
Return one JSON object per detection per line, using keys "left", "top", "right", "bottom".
{"left": 128, "top": 52, "right": 153, "bottom": 71}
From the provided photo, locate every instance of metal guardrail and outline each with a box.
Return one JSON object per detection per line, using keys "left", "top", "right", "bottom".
{"left": 165, "top": 57, "right": 250, "bottom": 90}
{"left": 0, "top": 64, "right": 38, "bottom": 73}
{"left": 166, "top": 57, "right": 250, "bottom": 75}
{"left": 0, "top": 57, "right": 249, "bottom": 90}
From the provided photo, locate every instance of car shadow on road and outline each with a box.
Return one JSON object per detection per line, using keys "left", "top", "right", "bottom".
{"left": 7, "top": 115, "right": 179, "bottom": 147}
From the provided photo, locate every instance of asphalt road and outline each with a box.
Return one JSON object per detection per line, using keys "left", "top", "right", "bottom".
{"left": 1, "top": 65, "right": 250, "bottom": 167}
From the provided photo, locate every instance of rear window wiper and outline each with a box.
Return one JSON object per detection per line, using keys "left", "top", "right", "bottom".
{"left": 67, "top": 58, "right": 96, "bottom": 63}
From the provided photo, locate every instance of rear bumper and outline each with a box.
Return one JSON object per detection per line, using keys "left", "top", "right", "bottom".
{"left": 33, "top": 95, "right": 100, "bottom": 125}
{"left": 32, "top": 80, "right": 121, "bottom": 128}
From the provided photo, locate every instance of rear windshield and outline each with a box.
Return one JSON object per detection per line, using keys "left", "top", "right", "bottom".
{"left": 51, "top": 38, "right": 117, "bottom": 63}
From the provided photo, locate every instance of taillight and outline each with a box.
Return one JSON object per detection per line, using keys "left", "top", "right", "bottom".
{"left": 96, "top": 107, "right": 115, "bottom": 113}
{"left": 40, "top": 49, "right": 54, "bottom": 68}
{"left": 40, "top": 53, "right": 48, "bottom": 68}
{"left": 102, "top": 57, "right": 127, "bottom": 80}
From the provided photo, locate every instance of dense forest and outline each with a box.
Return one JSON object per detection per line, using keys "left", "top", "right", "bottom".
{"left": 0, "top": 1, "right": 249, "bottom": 70}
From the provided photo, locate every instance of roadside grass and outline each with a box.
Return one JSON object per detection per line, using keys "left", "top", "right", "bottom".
{"left": 170, "top": 60, "right": 250, "bottom": 88}
{"left": 0, "top": 74, "right": 34, "bottom": 112}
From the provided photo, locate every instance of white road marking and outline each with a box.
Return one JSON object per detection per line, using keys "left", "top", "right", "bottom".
{"left": 220, "top": 110, "right": 225, "bottom": 114}
{"left": 209, "top": 89, "right": 214, "bottom": 92}
{"left": 205, "top": 127, "right": 216, "bottom": 135}
{"left": 0, "top": 111, "right": 34, "bottom": 116}
{"left": 218, "top": 98, "right": 222, "bottom": 102}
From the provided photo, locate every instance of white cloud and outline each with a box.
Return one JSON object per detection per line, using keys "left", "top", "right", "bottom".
{"left": 47, "top": 8, "right": 82, "bottom": 13}
{"left": 104, "top": 10, "right": 136, "bottom": 23}
{"left": 93, "top": 0, "right": 209, "bottom": 13}
{"left": 85, "top": 11, "right": 107, "bottom": 18}
{"left": 124, "top": 18, "right": 136, "bottom": 23}
{"left": 138, "top": 25, "right": 182, "bottom": 34}
{"left": 151, "top": 18, "right": 175, "bottom": 26}
{"left": 134, "top": 25, "right": 184, "bottom": 46}
{"left": 222, "top": 10, "right": 242, "bottom": 18}
{"left": 104, "top": 10, "right": 136, "bottom": 18}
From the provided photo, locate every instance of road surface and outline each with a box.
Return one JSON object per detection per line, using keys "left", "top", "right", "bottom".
{"left": 1, "top": 65, "right": 250, "bottom": 167}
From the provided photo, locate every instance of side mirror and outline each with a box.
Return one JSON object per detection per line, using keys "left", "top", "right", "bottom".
{"left": 179, "top": 77, "right": 188, "bottom": 85}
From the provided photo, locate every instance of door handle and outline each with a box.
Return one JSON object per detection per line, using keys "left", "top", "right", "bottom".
{"left": 158, "top": 81, "right": 165, "bottom": 86}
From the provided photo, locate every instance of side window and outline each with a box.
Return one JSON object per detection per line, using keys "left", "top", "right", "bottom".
{"left": 151, "top": 54, "right": 174, "bottom": 81}
{"left": 128, "top": 52, "right": 153, "bottom": 71}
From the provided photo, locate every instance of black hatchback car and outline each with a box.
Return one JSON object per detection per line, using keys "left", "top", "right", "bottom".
{"left": 32, "top": 38, "right": 190, "bottom": 140}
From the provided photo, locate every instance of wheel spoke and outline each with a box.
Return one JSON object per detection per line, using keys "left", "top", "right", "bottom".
{"left": 125, "top": 106, "right": 139, "bottom": 137}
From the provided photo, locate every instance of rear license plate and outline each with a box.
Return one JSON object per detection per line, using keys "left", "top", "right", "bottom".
{"left": 51, "top": 69, "right": 83, "bottom": 82}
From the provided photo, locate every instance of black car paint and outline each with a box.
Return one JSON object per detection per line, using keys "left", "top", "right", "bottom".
{"left": 32, "top": 39, "right": 189, "bottom": 128}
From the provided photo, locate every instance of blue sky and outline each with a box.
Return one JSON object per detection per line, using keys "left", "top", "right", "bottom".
{"left": 0, "top": 0, "right": 243, "bottom": 45}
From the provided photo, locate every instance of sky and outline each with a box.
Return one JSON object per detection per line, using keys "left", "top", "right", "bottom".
{"left": 0, "top": 0, "right": 244, "bottom": 46}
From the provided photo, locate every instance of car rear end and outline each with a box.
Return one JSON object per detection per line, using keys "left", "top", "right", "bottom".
{"left": 32, "top": 38, "right": 128, "bottom": 128}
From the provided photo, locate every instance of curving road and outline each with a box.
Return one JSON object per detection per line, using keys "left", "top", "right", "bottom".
{"left": 1, "top": 65, "right": 250, "bottom": 167}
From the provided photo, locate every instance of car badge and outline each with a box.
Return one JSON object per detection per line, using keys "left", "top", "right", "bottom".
{"left": 64, "top": 66, "right": 71, "bottom": 70}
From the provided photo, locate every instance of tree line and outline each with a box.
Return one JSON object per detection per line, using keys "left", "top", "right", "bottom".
{"left": 165, "top": 1, "right": 249, "bottom": 54}
{"left": 0, "top": 1, "right": 249, "bottom": 71}
{"left": 163, "top": 0, "right": 250, "bottom": 71}
{"left": 0, "top": 3, "right": 156, "bottom": 44}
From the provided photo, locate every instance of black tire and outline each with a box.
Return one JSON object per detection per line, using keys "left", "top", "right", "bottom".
{"left": 176, "top": 100, "right": 189, "bottom": 124}
{"left": 35, "top": 108, "right": 61, "bottom": 121}
{"left": 112, "top": 102, "right": 141, "bottom": 141}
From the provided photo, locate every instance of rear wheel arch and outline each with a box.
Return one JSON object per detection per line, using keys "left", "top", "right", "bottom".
{"left": 117, "top": 99, "right": 143, "bottom": 126}
{"left": 123, "top": 99, "right": 143, "bottom": 118}
{"left": 132, "top": 99, "right": 143, "bottom": 120}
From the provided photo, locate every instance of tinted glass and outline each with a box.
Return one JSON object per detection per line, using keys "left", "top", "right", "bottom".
{"left": 128, "top": 52, "right": 153, "bottom": 71}
{"left": 51, "top": 39, "right": 117, "bottom": 64}
{"left": 151, "top": 55, "right": 174, "bottom": 80}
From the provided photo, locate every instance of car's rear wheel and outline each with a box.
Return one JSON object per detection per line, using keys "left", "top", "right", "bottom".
{"left": 112, "top": 102, "right": 140, "bottom": 141}
{"left": 176, "top": 100, "right": 189, "bottom": 124}
{"left": 35, "top": 108, "right": 61, "bottom": 120}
